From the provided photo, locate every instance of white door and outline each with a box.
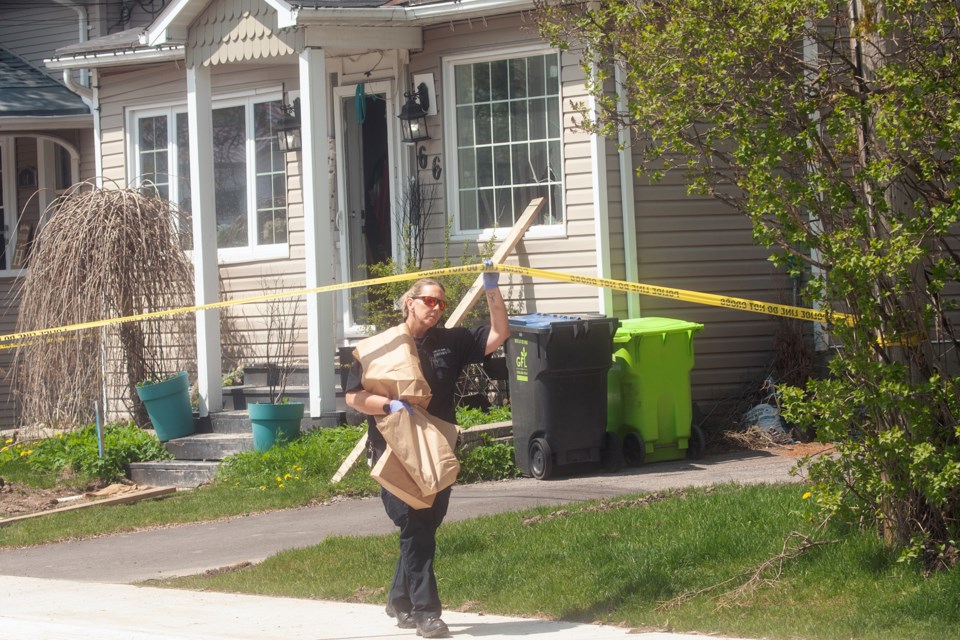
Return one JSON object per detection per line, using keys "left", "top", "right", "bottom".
{"left": 334, "top": 81, "right": 399, "bottom": 337}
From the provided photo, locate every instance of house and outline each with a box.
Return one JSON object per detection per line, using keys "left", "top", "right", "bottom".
{"left": 0, "top": 1, "right": 171, "bottom": 427}
{"left": 7, "top": 0, "right": 793, "bottom": 430}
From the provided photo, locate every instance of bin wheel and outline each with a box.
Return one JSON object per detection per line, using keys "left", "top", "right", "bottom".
{"left": 686, "top": 423, "right": 705, "bottom": 460}
{"left": 622, "top": 432, "right": 645, "bottom": 467}
{"left": 601, "top": 432, "right": 624, "bottom": 473}
{"left": 529, "top": 437, "right": 554, "bottom": 480}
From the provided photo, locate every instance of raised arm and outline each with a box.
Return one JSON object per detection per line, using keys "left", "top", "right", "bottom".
{"left": 482, "top": 261, "right": 510, "bottom": 355}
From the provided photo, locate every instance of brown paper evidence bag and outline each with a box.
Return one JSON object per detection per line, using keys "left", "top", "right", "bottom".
{"left": 353, "top": 323, "right": 461, "bottom": 509}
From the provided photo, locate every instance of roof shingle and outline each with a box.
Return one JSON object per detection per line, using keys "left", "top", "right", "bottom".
{"left": 0, "top": 47, "right": 89, "bottom": 117}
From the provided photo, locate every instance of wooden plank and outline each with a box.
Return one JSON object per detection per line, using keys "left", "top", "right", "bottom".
{"left": 330, "top": 433, "right": 367, "bottom": 483}
{"left": 331, "top": 200, "right": 542, "bottom": 483}
{"left": 445, "top": 197, "right": 544, "bottom": 329}
{"left": 0, "top": 486, "right": 177, "bottom": 528}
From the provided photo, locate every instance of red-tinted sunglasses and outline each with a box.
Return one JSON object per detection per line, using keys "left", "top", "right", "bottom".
{"left": 413, "top": 295, "right": 447, "bottom": 311}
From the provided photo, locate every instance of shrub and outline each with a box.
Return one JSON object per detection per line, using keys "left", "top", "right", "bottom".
{"left": 457, "top": 436, "right": 519, "bottom": 483}
{"left": 0, "top": 422, "right": 172, "bottom": 485}
{"left": 215, "top": 426, "right": 367, "bottom": 491}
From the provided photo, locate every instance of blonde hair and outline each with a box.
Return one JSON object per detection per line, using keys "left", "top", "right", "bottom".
{"left": 401, "top": 278, "right": 446, "bottom": 320}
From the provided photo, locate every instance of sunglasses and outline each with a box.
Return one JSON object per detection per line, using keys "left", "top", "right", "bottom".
{"left": 413, "top": 295, "right": 447, "bottom": 311}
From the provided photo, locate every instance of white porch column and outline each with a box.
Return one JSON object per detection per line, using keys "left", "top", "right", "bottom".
{"left": 187, "top": 64, "right": 222, "bottom": 416}
{"left": 299, "top": 47, "right": 336, "bottom": 417}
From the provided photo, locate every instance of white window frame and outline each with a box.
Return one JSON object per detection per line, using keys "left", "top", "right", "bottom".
{"left": 0, "top": 138, "right": 21, "bottom": 275}
{"left": 443, "top": 45, "right": 566, "bottom": 241}
{"left": 128, "top": 90, "right": 289, "bottom": 264}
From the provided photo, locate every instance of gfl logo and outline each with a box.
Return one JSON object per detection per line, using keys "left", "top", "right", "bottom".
{"left": 516, "top": 347, "right": 527, "bottom": 369}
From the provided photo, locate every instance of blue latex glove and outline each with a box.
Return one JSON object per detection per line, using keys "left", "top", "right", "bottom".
{"left": 388, "top": 400, "right": 413, "bottom": 415}
{"left": 482, "top": 259, "right": 500, "bottom": 290}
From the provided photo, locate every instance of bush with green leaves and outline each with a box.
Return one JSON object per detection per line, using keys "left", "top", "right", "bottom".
{"left": 457, "top": 436, "right": 519, "bottom": 483}
{"left": 457, "top": 404, "right": 512, "bottom": 429}
{"left": 215, "top": 426, "right": 370, "bottom": 492}
{"left": 538, "top": 0, "right": 960, "bottom": 570}
{"left": 0, "top": 422, "right": 172, "bottom": 486}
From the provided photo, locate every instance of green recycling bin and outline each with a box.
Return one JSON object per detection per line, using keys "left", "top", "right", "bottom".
{"left": 607, "top": 317, "right": 704, "bottom": 464}
{"left": 506, "top": 313, "right": 620, "bottom": 479}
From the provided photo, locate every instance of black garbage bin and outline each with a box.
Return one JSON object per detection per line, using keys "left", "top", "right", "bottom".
{"left": 505, "top": 313, "right": 620, "bottom": 479}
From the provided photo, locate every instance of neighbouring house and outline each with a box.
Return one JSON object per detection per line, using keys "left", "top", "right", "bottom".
{"left": 0, "top": 1, "right": 171, "bottom": 427}
{"left": 4, "top": 0, "right": 796, "bottom": 430}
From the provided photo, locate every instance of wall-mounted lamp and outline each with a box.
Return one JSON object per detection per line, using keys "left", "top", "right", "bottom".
{"left": 276, "top": 97, "right": 302, "bottom": 153}
{"left": 398, "top": 82, "right": 430, "bottom": 144}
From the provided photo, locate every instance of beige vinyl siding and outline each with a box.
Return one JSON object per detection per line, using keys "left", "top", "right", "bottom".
{"left": 632, "top": 163, "right": 793, "bottom": 424}
{"left": 412, "top": 17, "right": 604, "bottom": 317}
{"left": 96, "top": 61, "right": 309, "bottom": 407}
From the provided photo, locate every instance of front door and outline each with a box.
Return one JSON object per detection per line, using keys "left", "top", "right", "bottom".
{"left": 335, "top": 82, "right": 397, "bottom": 336}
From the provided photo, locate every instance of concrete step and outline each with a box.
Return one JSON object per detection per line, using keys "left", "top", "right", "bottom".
{"left": 127, "top": 460, "right": 220, "bottom": 488}
{"left": 164, "top": 432, "right": 253, "bottom": 460}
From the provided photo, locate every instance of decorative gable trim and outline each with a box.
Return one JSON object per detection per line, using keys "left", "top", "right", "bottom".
{"left": 186, "top": 0, "right": 300, "bottom": 66}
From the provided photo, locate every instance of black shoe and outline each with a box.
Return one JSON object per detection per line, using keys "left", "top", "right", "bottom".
{"left": 416, "top": 616, "right": 450, "bottom": 638}
{"left": 385, "top": 603, "right": 417, "bottom": 629}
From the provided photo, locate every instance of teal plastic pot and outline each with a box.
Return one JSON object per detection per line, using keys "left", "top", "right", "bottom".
{"left": 136, "top": 372, "right": 195, "bottom": 442}
{"left": 249, "top": 402, "right": 305, "bottom": 451}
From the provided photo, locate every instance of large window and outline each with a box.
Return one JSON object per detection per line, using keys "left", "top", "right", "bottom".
{"left": 449, "top": 50, "right": 563, "bottom": 233}
{"left": 132, "top": 95, "right": 286, "bottom": 258}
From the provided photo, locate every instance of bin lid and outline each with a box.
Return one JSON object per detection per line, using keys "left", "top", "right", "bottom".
{"left": 508, "top": 313, "right": 613, "bottom": 331}
{"left": 615, "top": 317, "right": 704, "bottom": 337}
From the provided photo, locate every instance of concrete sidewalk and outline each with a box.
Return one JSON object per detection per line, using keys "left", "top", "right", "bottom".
{"left": 0, "top": 450, "right": 800, "bottom": 639}
{"left": 0, "top": 575, "right": 734, "bottom": 640}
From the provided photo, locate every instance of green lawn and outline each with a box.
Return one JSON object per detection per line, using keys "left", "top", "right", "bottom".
{"left": 152, "top": 483, "right": 960, "bottom": 640}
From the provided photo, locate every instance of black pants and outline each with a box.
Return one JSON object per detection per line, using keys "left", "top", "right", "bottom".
{"left": 368, "top": 433, "right": 453, "bottom": 620}
{"left": 380, "top": 481, "right": 452, "bottom": 620}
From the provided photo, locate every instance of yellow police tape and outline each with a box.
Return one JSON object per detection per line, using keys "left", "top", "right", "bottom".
{"left": 0, "top": 263, "right": 848, "bottom": 349}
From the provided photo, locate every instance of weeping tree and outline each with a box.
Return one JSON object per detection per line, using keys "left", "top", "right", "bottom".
{"left": 537, "top": 0, "right": 960, "bottom": 569}
{"left": 12, "top": 185, "right": 195, "bottom": 432}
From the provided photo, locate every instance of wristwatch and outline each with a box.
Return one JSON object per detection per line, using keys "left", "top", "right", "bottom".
{"left": 382, "top": 402, "right": 391, "bottom": 415}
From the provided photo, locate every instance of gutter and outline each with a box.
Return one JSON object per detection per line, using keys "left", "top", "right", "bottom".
{"left": 46, "top": 0, "right": 534, "bottom": 70}
{"left": 291, "top": 0, "right": 535, "bottom": 27}
{"left": 45, "top": 45, "right": 185, "bottom": 71}
{"left": 52, "top": 0, "right": 93, "bottom": 106}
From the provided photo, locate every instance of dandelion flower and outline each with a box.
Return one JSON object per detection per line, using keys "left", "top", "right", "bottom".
{"left": 284, "top": 473, "right": 292, "bottom": 480}
{"left": 802, "top": 491, "right": 812, "bottom": 500}
{"left": 278, "top": 483, "right": 285, "bottom": 489}
{"left": 4, "top": 438, "right": 12, "bottom": 444}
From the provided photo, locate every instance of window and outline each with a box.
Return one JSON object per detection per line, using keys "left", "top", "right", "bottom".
{"left": 449, "top": 51, "right": 563, "bottom": 233}
{"left": 134, "top": 108, "right": 191, "bottom": 241}
{"left": 132, "top": 95, "right": 286, "bottom": 258}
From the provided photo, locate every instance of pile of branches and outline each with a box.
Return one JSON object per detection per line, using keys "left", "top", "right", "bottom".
{"left": 12, "top": 185, "right": 195, "bottom": 433}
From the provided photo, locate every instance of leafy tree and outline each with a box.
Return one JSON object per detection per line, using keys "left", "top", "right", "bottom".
{"left": 537, "top": 0, "right": 960, "bottom": 569}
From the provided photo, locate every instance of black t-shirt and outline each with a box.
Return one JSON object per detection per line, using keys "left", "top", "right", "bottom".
{"left": 346, "top": 325, "right": 491, "bottom": 444}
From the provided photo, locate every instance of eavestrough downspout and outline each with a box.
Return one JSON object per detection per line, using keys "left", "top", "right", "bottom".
{"left": 589, "top": 61, "right": 613, "bottom": 315}
{"left": 53, "top": 0, "right": 92, "bottom": 100}
{"left": 616, "top": 64, "right": 640, "bottom": 318}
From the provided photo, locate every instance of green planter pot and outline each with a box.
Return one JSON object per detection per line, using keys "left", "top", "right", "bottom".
{"left": 136, "top": 372, "right": 195, "bottom": 442}
{"left": 249, "top": 402, "right": 305, "bottom": 452}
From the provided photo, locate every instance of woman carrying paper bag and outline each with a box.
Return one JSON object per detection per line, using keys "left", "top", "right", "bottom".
{"left": 345, "top": 268, "right": 508, "bottom": 639}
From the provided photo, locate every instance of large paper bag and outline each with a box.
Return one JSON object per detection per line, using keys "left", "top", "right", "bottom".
{"left": 355, "top": 323, "right": 460, "bottom": 508}
{"left": 355, "top": 324, "right": 431, "bottom": 407}
{"left": 375, "top": 406, "right": 460, "bottom": 496}
{"left": 371, "top": 449, "right": 436, "bottom": 510}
